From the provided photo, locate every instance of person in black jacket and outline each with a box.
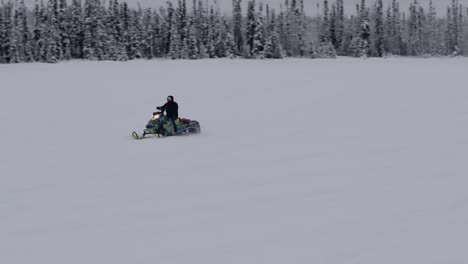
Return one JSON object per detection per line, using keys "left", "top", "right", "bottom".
{"left": 157, "top": 96, "right": 179, "bottom": 133}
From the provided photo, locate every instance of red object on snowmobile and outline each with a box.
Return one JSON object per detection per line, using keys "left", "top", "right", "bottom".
{"left": 180, "top": 118, "right": 191, "bottom": 124}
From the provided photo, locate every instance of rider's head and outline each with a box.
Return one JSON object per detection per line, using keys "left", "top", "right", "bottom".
{"left": 167, "top": 96, "right": 174, "bottom": 102}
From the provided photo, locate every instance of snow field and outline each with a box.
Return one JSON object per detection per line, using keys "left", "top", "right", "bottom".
{"left": 1, "top": 58, "right": 468, "bottom": 264}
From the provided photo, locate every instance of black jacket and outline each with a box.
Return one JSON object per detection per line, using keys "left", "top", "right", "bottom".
{"left": 158, "top": 101, "right": 179, "bottom": 120}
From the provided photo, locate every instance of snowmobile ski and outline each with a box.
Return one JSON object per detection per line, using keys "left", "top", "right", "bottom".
{"left": 132, "top": 131, "right": 161, "bottom": 140}
{"left": 132, "top": 131, "right": 142, "bottom": 140}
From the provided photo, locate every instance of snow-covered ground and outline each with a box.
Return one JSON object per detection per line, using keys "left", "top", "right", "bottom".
{"left": 1, "top": 58, "right": 468, "bottom": 264}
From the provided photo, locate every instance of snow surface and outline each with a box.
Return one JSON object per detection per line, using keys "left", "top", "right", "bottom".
{"left": 1, "top": 58, "right": 468, "bottom": 264}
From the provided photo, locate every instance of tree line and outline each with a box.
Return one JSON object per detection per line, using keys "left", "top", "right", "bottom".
{"left": 0, "top": 0, "right": 466, "bottom": 63}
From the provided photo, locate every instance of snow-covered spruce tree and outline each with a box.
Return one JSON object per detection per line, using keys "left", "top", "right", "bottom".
{"left": 94, "top": 1, "right": 111, "bottom": 60}
{"left": 390, "top": 0, "right": 402, "bottom": 55}
{"left": 329, "top": 3, "right": 337, "bottom": 49}
{"left": 187, "top": 18, "right": 198, "bottom": 59}
{"left": 232, "top": 0, "right": 243, "bottom": 55}
{"left": 359, "top": 20, "right": 371, "bottom": 58}
{"left": 102, "top": 4, "right": 118, "bottom": 61}
{"left": 212, "top": 17, "right": 229, "bottom": 58}
{"left": 168, "top": 3, "right": 181, "bottom": 60}
{"left": 320, "top": 0, "right": 330, "bottom": 44}
{"left": 453, "top": 0, "right": 462, "bottom": 55}
{"left": 44, "top": 0, "right": 63, "bottom": 63}
{"left": 83, "top": 0, "right": 96, "bottom": 60}
{"left": 1, "top": 2, "right": 18, "bottom": 63}
{"left": 176, "top": 0, "right": 189, "bottom": 59}
{"left": 420, "top": 0, "right": 434, "bottom": 55}
{"left": 32, "top": 0, "right": 46, "bottom": 62}
{"left": 264, "top": 3, "right": 271, "bottom": 41}
{"left": 264, "top": 10, "right": 283, "bottom": 59}
{"left": 141, "top": 8, "right": 154, "bottom": 59}
{"left": 339, "top": 14, "right": 355, "bottom": 55}
{"left": 178, "top": 0, "right": 187, "bottom": 44}
{"left": 188, "top": 0, "right": 205, "bottom": 58}
{"left": 196, "top": 0, "right": 210, "bottom": 58}
{"left": 446, "top": 0, "right": 463, "bottom": 55}
{"left": 12, "top": 3, "right": 23, "bottom": 62}
{"left": 251, "top": 1, "right": 265, "bottom": 58}
{"left": 384, "top": 5, "right": 392, "bottom": 54}
{"left": 335, "top": 0, "right": 345, "bottom": 54}
{"left": 157, "top": 6, "right": 169, "bottom": 56}
{"left": 446, "top": 5, "right": 455, "bottom": 55}
{"left": 69, "top": 0, "right": 83, "bottom": 59}
{"left": 417, "top": 5, "right": 426, "bottom": 54}
{"left": 277, "top": 3, "right": 287, "bottom": 56}
{"left": 279, "top": 0, "right": 290, "bottom": 54}
{"left": 434, "top": 3, "right": 449, "bottom": 56}
{"left": 308, "top": 41, "right": 317, "bottom": 58}
{"left": 296, "top": 0, "right": 306, "bottom": 56}
{"left": 398, "top": 11, "right": 408, "bottom": 56}
{"left": 458, "top": 2, "right": 465, "bottom": 55}
{"left": 362, "top": 0, "right": 371, "bottom": 56}
{"left": 284, "top": 0, "right": 294, "bottom": 55}
{"left": 372, "top": 0, "right": 385, "bottom": 57}
{"left": 384, "top": 1, "right": 403, "bottom": 56}
{"left": 223, "top": 19, "right": 236, "bottom": 58}
{"left": 245, "top": 0, "right": 255, "bottom": 58}
{"left": 211, "top": 7, "right": 227, "bottom": 58}
{"left": 407, "top": 0, "right": 423, "bottom": 56}
{"left": 106, "top": 0, "right": 128, "bottom": 61}
{"left": 316, "top": 41, "right": 337, "bottom": 58}
{"left": 318, "top": 0, "right": 336, "bottom": 58}
{"left": 0, "top": 3, "right": 5, "bottom": 63}
{"left": 16, "top": 0, "right": 34, "bottom": 62}
{"left": 151, "top": 10, "right": 162, "bottom": 58}
{"left": 350, "top": 0, "right": 370, "bottom": 58}
{"left": 57, "top": 0, "right": 71, "bottom": 60}
{"left": 9, "top": 2, "right": 21, "bottom": 63}
{"left": 205, "top": 6, "right": 216, "bottom": 58}
{"left": 129, "top": 8, "right": 143, "bottom": 60}
{"left": 189, "top": 0, "right": 199, "bottom": 57}
{"left": 121, "top": 2, "right": 133, "bottom": 58}
{"left": 281, "top": 0, "right": 305, "bottom": 56}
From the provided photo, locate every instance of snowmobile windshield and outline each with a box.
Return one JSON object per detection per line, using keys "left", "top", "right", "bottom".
{"left": 152, "top": 114, "right": 161, "bottom": 120}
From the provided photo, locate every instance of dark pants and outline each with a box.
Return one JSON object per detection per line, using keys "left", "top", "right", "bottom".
{"left": 169, "top": 116, "right": 177, "bottom": 132}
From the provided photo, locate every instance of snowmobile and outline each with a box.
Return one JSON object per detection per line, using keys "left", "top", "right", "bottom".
{"left": 132, "top": 112, "right": 201, "bottom": 139}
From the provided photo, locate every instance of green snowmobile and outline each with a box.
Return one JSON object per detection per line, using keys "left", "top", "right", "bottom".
{"left": 132, "top": 112, "right": 201, "bottom": 139}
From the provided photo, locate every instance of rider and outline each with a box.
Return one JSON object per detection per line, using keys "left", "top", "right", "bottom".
{"left": 157, "top": 96, "right": 179, "bottom": 133}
